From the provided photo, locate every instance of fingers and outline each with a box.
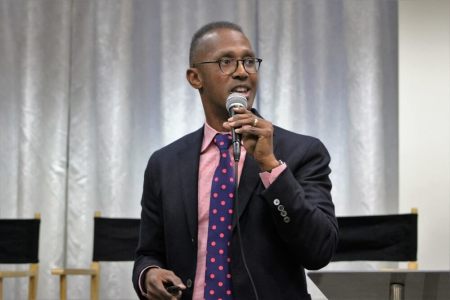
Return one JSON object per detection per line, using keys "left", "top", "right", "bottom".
{"left": 224, "top": 108, "right": 269, "bottom": 137}
{"left": 145, "top": 268, "right": 186, "bottom": 300}
{"left": 225, "top": 108, "right": 260, "bottom": 130}
{"left": 223, "top": 107, "right": 276, "bottom": 168}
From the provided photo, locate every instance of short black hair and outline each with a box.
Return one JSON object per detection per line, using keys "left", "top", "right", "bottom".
{"left": 189, "top": 21, "right": 243, "bottom": 66}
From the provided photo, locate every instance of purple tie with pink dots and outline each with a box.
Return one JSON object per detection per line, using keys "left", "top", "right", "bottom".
{"left": 204, "top": 134, "right": 235, "bottom": 299}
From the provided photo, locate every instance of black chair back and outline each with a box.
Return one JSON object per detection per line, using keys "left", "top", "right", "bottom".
{"left": 0, "top": 218, "right": 40, "bottom": 264}
{"left": 333, "top": 213, "right": 417, "bottom": 262}
{"left": 92, "top": 217, "right": 140, "bottom": 262}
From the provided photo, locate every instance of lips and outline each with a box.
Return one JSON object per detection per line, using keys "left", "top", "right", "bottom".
{"left": 230, "top": 85, "right": 251, "bottom": 98}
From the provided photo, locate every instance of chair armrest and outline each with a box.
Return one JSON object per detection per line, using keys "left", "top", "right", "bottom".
{"left": 0, "top": 270, "right": 36, "bottom": 278}
{"left": 51, "top": 268, "right": 97, "bottom": 276}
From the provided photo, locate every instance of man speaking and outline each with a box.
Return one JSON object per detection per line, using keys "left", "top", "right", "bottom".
{"left": 133, "top": 21, "right": 338, "bottom": 300}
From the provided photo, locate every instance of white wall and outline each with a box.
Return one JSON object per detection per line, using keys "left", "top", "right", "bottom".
{"left": 399, "top": 0, "right": 450, "bottom": 269}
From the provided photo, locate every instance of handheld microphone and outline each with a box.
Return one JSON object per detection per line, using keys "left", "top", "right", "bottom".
{"left": 226, "top": 93, "right": 248, "bottom": 162}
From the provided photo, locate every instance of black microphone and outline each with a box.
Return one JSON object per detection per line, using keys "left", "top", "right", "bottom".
{"left": 226, "top": 93, "right": 248, "bottom": 162}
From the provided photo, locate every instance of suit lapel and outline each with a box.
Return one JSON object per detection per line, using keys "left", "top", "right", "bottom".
{"left": 232, "top": 154, "right": 261, "bottom": 230}
{"left": 178, "top": 128, "right": 203, "bottom": 240}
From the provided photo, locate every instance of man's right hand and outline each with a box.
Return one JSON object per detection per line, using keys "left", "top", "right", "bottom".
{"left": 143, "top": 268, "right": 186, "bottom": 299}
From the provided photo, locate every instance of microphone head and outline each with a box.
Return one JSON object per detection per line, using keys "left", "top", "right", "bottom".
{"left": 226, "top": 93, "right": 248, "bottom": 113}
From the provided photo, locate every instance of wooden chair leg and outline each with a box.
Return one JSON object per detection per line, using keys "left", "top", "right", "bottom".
{"left": 0, "top": 278, "right": 3, "bottom": 300}
{"left": 59, "top": 275, "right": 67, "bottom": 300}
{"left": 90, "top": 262, "right": 100, "bottom": 300}
{"left": 28, "top": 275, "right": 37, "bottom": 300}
{"left": 28, "top": 264, "right": 38, "bottom": 300}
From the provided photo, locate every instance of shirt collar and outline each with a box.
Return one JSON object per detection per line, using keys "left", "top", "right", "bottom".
{"left": 201, "top": 122, "right": 229, "bottom": 153}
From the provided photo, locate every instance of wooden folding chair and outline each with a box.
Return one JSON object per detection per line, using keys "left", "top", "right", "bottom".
{"left": 0, "top": 213, "right": 41, "bottom": 300}
{"left": 51, "top": 211, "right": 140, "bottom": 300}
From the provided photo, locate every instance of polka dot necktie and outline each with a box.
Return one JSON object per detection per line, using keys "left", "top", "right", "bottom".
{"left": 204, "top": 134, "right": 235, "bottom": 299}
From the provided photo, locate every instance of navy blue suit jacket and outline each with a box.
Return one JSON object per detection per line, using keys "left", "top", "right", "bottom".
{"left": 133, "top": 123, "right": 338, "bottom": 300}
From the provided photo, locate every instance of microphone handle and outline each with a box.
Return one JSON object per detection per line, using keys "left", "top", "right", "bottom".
{"left": 232, "top": 128, "right": 241, "bottom": 162}
{"left": 229, "top": 109, "right": 241, "bottom": 162}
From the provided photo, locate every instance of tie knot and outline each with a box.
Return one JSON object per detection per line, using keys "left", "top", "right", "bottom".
{"left": 213, "top": 134, "right": 232, "bottom": 151}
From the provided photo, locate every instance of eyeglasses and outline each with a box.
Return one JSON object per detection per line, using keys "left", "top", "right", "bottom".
{"left": 192, "top": 57, "right": 262, "bottom": 75}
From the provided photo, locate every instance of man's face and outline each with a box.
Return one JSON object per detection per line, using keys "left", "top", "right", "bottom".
{"left": 191, "top": 28, "right": 259, "bottom": 120}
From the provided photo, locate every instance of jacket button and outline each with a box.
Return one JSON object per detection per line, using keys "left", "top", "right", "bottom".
{"left": 283, "top": 216, "right": 291, "bottom": 223}
{"left": 273, "top": 199, "right": 280, "bottom": 206}
{"left": 186, "top": 279, "right": 193, "bottom": 288}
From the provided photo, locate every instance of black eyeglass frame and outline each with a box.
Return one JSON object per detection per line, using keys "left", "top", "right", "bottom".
{"left": 191, "top": 57, "right": 263, "bottom": 74}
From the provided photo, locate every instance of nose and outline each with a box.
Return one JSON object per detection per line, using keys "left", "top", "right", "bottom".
{"left": 232, "top": 60, "right": 248, "bottom": 79}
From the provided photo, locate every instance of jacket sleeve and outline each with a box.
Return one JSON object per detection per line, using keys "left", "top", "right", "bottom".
{"left": 132, "top": 153, "right": 166, "bottom": 298}
{"left": 261, "top": 137, "right": 338, "bottom": 270}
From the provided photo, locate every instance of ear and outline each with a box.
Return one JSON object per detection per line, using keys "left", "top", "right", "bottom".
{"left": 186, "top": 68, "right": 203, "bottom": 90}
